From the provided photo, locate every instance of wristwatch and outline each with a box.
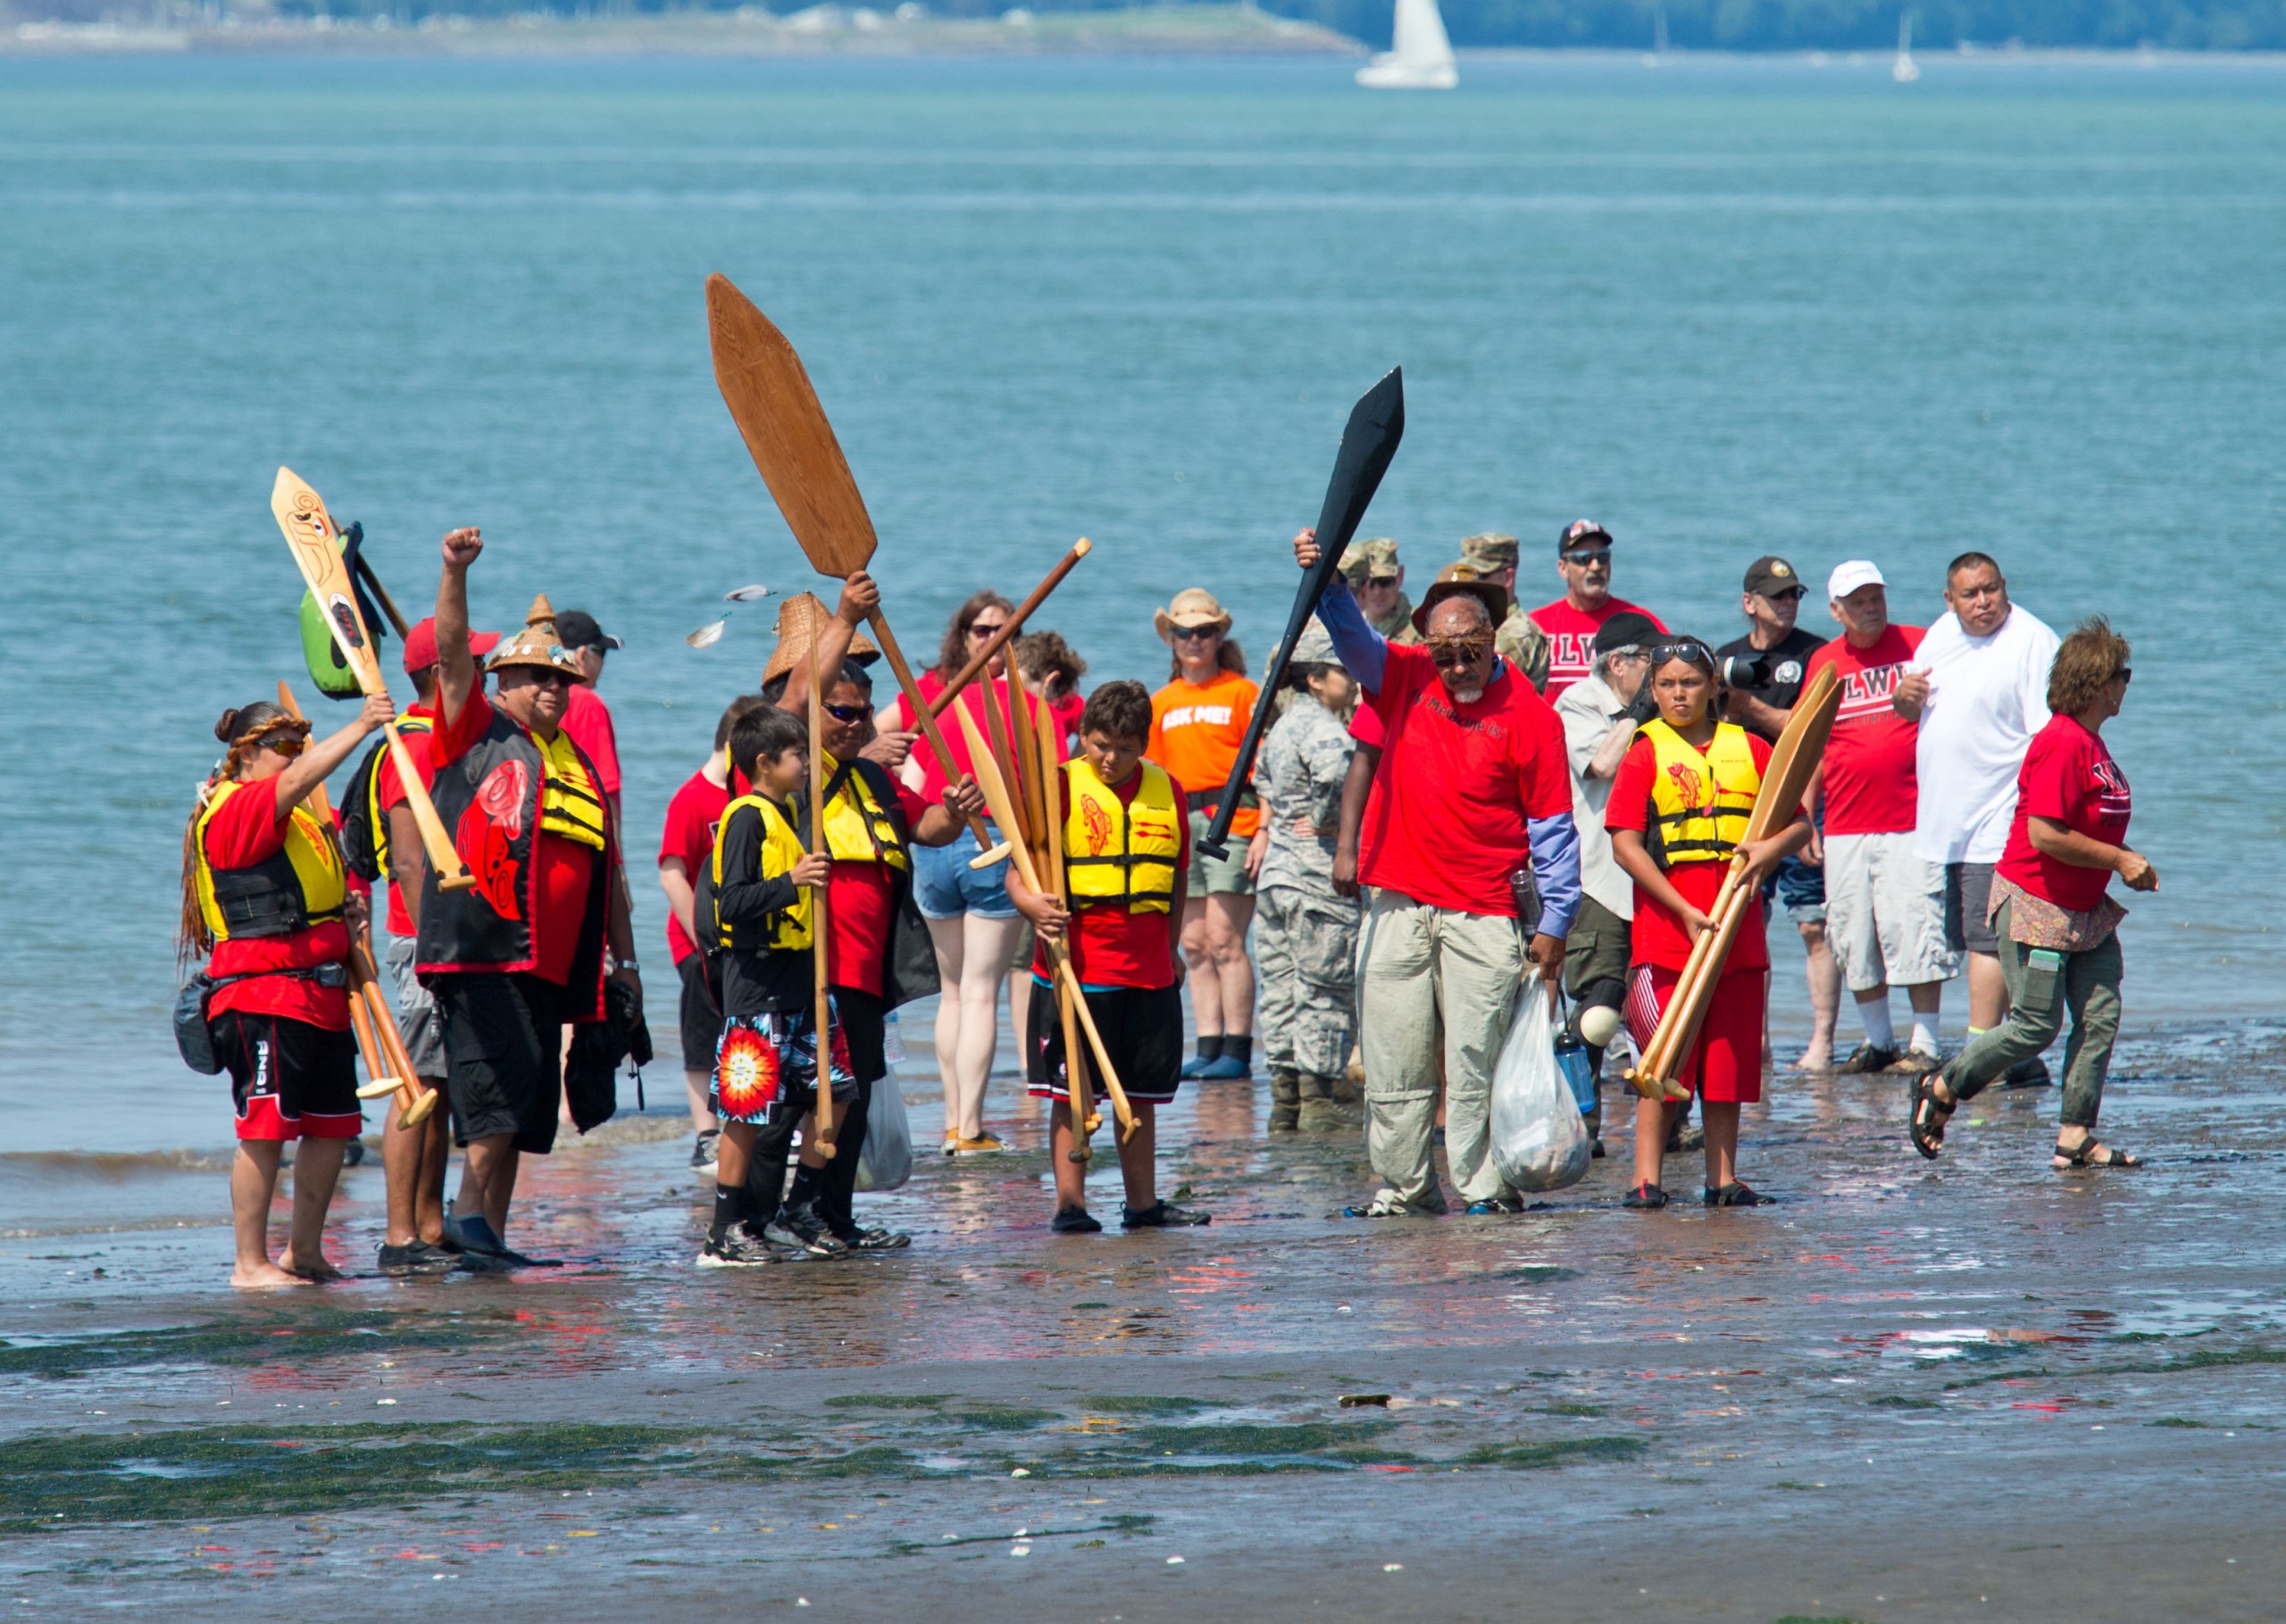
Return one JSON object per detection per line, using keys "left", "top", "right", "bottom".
{"left": 613, "top": 957, "right": 641, "bottom": 973}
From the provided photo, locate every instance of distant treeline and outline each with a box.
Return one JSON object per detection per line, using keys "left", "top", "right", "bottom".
{"left": 44, "top": 0, "right": 2286, "bottom": 51}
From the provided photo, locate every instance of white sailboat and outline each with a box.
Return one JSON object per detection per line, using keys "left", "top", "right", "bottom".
{"left": 1891, "top": 12, "right": 1920, "bottom": 81}
{"left": 1357, "top": 0, "right": 1457, "bottom": 90}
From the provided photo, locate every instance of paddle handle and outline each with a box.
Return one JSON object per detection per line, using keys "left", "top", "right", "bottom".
{"left": 864, "top": 608, "right": 1001, "bottom": 857}
{"left": 926, "top": 539, "right": 1090, "bottom": 720}
{"left": 807, "top": 634, "right": 838, "bottom": 1160}
{"left": 1195, "top": 562, "right": 1333, "bottom": 861}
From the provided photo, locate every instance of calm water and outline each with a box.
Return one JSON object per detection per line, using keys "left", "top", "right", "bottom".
{"left": 2, "top": 53, "right": 2280, "bottom": 1154}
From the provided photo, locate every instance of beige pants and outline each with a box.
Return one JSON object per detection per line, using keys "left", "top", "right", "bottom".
{"left": 1357, "top": 889, "right": 1526, "bottom": 1209}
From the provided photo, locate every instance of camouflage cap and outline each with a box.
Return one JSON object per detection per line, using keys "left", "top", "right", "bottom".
{"left": 1459, "top": 531, "right": 1519, "bottom": 571}
{"left": 1290, "top": 616, "right": 1337, "bottom": 667}
{"left": 1338, "top": 537, "right": 1401, "bottom": 588}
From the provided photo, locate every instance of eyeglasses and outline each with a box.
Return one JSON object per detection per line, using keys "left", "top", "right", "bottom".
{"left": 1172, "top": 624, "right": 1220, "bottom": 642}
{"left": 1561, "top": 546, "right": 1612, "bottom": 568}
{"left": 823, "top": 702, "right": 873, "bottom": 722}
{"left": 1649, "top": 641, "right": 1715, "bottom": 671}
{"left": 967, "top": 621, "right": 1007, "bottom": 640}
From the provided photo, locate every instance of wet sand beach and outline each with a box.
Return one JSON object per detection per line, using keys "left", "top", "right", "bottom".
{"left": 4, "top": 1024, "right": 2282, "bottom": 1619}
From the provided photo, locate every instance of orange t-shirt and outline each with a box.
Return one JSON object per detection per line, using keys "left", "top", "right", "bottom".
{"left": 1147, "top": 670, "right": 1259, "bottom": 838}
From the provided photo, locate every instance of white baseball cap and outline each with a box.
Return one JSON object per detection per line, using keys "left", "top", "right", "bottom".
{"left": 1827, "top": 560, "right": 1887, "bottom": 600}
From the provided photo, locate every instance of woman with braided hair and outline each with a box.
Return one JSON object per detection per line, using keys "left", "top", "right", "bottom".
{"left": 179, "top": 691, "right": 395, "bottom": 1287}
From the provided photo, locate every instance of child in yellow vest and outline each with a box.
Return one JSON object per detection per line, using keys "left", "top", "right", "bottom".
{"left": 1008, "top": 681, "right": 1212, "bottom": 1233}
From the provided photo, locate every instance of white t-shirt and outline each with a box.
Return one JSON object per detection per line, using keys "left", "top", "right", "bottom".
{"left": 1556, "top": 672, "right": 1634, "bottom": 921}
{"left": 1910, "top": 604, "right": 2058, "bottom": 864}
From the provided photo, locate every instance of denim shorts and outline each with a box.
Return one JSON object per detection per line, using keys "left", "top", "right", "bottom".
{"left": 911, "top": 824, "right": 1017, "bottom": 921}
{"left": 1760, "top": 852, "right": 1826, "bottom": 924}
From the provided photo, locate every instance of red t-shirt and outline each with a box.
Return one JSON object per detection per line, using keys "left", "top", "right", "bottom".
{"left": 562, "top": 683, "right": 622, "bottom": 805}
{"left": 1805, "top": 625, "right": 1925, "bottom": 836}
{"left": 1357, "top": 643, "right": 1572, "bottom": 917}
{"left": 1605, "top": 731, "right": 1775, "bottom": 971}
{"left": 1996, "top": 715, "right": 2132, "bottom": 914}
{"left": 1528, "top": 596, "right": 1669, "bottom": 700}
{"left": 658, "top": 768, "right": 730, "bottom": 967}
{"left": 1047, "top": 690, "right": 1085, "bottom": 754}
{"left": 826, "top": 779, "right": 932, "bottom": 997}
{"left": 203, "top": 781, "right": 352, "bottom": 1029}
{"left": 431, "top": 689, "right": 597, "bottom": 984}
{"left": 891, "top": 670, "right": 1064, "bottom": 805}
{"left": 1031, "top": 767, "right": 1189, "bottom": 991}
{"left": 373, "top": 702, "right": 437, "bottom": 937}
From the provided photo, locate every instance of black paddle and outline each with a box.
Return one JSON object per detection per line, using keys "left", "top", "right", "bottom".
{"left": 1196, "top": 368, "right": 1405, "bottom": 861}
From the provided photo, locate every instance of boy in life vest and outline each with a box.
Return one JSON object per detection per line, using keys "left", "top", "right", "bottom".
{"left": 418, "top": 529, "right": 640, "bottom": 1268}
{"left": 1605, "top": 638, "right": 1811, "bottom": 1209}
{"left": 1007, "top": 680, "right": 1212, "bottom": 1233}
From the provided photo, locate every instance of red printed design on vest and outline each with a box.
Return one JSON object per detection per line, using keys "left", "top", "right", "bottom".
{"left": 477, "top": 759, "right": 530, "bottom": 838}
{"left": 1080, "top": 796, "right": 1114, "bottom": 855}
{"left": 1664, "top": 759, "right": 1706, "bottom": 811}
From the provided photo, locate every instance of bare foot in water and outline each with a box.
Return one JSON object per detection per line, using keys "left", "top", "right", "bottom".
{"left": 231, "top": 1260, "right": 305, "bottom": 1289}
{"left": 1793, "top": 1044, "right": 1834, "bottom": 1071}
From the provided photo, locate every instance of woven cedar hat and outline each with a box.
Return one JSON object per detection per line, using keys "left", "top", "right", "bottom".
{"left": 484, "top": 594, "right": 586, "bottom": 679}
{"left": 762, "top": 593, "right": 880, "bottom": 687}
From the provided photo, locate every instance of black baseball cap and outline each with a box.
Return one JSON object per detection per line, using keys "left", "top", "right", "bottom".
{"left": 555, "top": 610, "right": 622, "bottom": 653}
{"left": 1558, "top": 519, "right": 1614, "bottom": 553}
{"left": 1742, "top": 556, "right": 1804, "bottom": 598}
{"left": 1591, "top": 612, "right": 1662, "bottom": 655}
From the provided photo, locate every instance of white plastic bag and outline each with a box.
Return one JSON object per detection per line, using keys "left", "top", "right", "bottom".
{"left": 855, "top": 1063, "right": 914, "bottom": 1192}
{"left": 1489, "top": 981, "right": 1591, "bottom": 1193}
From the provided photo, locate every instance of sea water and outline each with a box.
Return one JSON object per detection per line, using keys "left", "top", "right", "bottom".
{"left": 1, "top": 53, "right": 2279, "bottom": 1156}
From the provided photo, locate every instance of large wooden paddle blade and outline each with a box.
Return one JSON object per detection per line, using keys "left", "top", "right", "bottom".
{"left": 705, "top": 273, "right": 879, "bottom": 579}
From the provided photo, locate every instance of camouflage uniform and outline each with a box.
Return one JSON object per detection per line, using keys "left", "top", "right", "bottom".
{"left": 1341, "top": 537, "right": 1422, "bottom": 647}
{"left": 1456, "top": 532, "right": 1550, "bottom": 693}
{"left": 1253, "top": 636, "right": 1362, "bottom": 1131}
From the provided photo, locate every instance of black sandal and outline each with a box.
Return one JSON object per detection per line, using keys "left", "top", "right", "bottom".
{"left": 1909, "top": 1072, "right": 1956, "bottom": 1161}
{"left": 1703, "top": 1182, "right": 1771, "bottom": 1207}
{"left": 2054, "top": 1139, "right": 2143, "bottom": 1170}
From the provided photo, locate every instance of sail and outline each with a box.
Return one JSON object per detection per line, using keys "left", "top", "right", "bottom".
{"left": 1357, "top": 0, "right": 1457, "bottom": 89}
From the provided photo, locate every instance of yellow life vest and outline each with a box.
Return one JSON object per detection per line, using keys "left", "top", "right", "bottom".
{"left": 363, "top": 713, "right": 433, "bottom": 879}
{"left": 1642, "top": 719, "right": 1760, "bottom": 869}
{"left": 709, "top": 792, "right": 813, "bottom": 952}
{"left": 537, "top": 729, "right": 608, "bottom": 851}
{"left": 193, "top": 778, "right": 347, "bottom": 942}
{"left": 818, "top": 754, "right": 910, "bottom": 873}
{"left": 1062, "top": 759, "right": 1182, "bottom": 914}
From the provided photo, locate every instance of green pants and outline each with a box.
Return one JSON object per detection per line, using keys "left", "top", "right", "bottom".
{"left": 1943, "top": 898, "right": 2123, "bottom": 1130}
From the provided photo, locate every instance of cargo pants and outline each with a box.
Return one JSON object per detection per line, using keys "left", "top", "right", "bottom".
{"left": 1256, "top": 885, "right": 1359, "bottom": 1079}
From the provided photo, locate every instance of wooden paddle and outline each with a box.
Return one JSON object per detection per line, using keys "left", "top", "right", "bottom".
{"left": 1626, "top": 667, "right": 1841, "bottom": 1102}
{"left": 272, "top": 469, "right": 476, "bottom": 894}
{"left": 1196, "top": 369, "right": 1405, "bottom": 861}
{"left": 806, "top": 625, "right": 838, "bottom": 1160}
{"left": 925, "top": 539, "right": 1092, "bottom": 720}
{"left": 273, "top": 682, "right": 438, "bottom": 1127}
{"left": 1029, "top": 675, "right": 1097, "bottom": 1154}
{"left": 1004, "top": 670, "right": 1049, "bottom": 875}
{"left": 952, "top": 703, "right": 1137, "bottom": 1142}
{"left": 704, "top": 273, "right": 1006, "bottom": 867}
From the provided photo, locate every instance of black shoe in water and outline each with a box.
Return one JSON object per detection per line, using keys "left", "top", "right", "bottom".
{"left": 1121, "top": 1201, "right": 1211, "bottom": 1228}
{"left": 342, "top": 1137, "right": 367, "bottom": 1169}
{"left": 697, "top": 1228, "right": 775, "bottom": 1268}
{"left": 377, "top": 1240, "right": 456, "bottom": 1278}
{"left": 1836, "top": 1042, "right": 1899, "bottom": 1075}
{"left": 1623, "top": 1182, "right": 1669, "bottom": 1210}
{"left": 1704, "top": 1182, "right": 1772, "bottom": 1207}
{"left": 690, "top": 1128, "right": 722, "bottom": 1170}
{"left": 764, "top": 1204, "right": 849, "bottom": 1258}
{"left": 832, "top": 1223, "right": 913, "bottom": 1252}
{"left": 1051, "top": 1207, "right": 1103, "bottom": 1234}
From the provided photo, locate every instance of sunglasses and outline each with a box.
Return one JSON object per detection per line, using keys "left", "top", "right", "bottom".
{"left": 2116, "top": 668, "right": 2133, "bottom": 686}
{"left": 1427, "top": 637, "right": 1493, "bottom": 667}
{"left": 257, "top": 733, "right": 307, "bottom": 757}
{"left": 1650, "top": 641, "right": 1715, "bottom": 671}
{"left": 967, "top": 621, "right": 1007, "bottom": 640}
{"left": 508, "top": 667, "right": 576, "bottom": 689}
{"left": 1762, "top": 587, "right": 1806, "bottom": 603}
{"left": 823, "top": 702, "right": 873, "bottom": 723}
{"left": 1172, "top": 624, "right": 1221, "bottom": 642}
{"left": 1561, "top": 546, "right": 1612, "bottom": 568}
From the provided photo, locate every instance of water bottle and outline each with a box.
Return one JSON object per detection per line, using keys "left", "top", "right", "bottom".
{"left": 1553, "top": 1030, "right": 1597, "bottom": 1120}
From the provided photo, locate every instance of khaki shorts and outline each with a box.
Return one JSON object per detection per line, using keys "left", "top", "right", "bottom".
{"left": 1824, "top": 831, "right": 1961, "bottom": 993}
{"left": 1186, "top": 809, "right": 1256, "bottom": 898}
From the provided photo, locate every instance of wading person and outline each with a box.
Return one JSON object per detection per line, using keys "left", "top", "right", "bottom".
{"left": 1252, "top": 621, "right": 1362, "bottom": 1132}
{"left": 1806, "top": 562, "right": 1956, "bottom": 1073}
{"left": 1717, "top": 555, "right": 1841, "bottom": 1070}
{"left": 418, "top": 531, "right": 639, "bottom": 1267}
{"left": 1528, "top": 520, "right": 1668, "bottom": 701}
{"left": 1893, "top": 552, "right": 2059, "bottom": 1083}
{"left": 658, "top": 695, "right": 771, "bottom": 1173}
{"left": 180, "top": 692, "right": 395, "bottom": 1287}
{"left": 1008, "top": 681, "right": 1211, "bottom": 1232}
{"left": 1555, "top": 611, "right": 1663, "bottom": 1153}
{"left": 358, "top": 616, "right": 496, "bottom": 1276}
{"left": 1606, "top": 639, "right": 1812, "bottom": 1208}
{"left": 1295, "top": 529, "right": 1581, "bottom": 1219}
{"left": 1455, "top": 531, "right": 1551, "bottom": 692}
{"left": 882, "top": 590, "right": 1048, "bottom": 1155}
{"left": 1911, "top": 619, "right": 2153, "bottom": 1170}
{"left": 1148, "top": 588, "right": 1261, "bottom": 1082}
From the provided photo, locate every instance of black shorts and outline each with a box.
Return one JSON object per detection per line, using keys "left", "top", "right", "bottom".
{"left": 677, "top": 953, "right": 723, "bottom": 1073}
{"left": 430, "top": 971, "right": 566, "bottom": 1155}
{"left": 1024, "top": 979, "right": 1184, "bottom": 1108}
{"left": 208, "top": 1010, "right": 361, "bottom": 1143}
{"left": 1944, "top": 862, "right": 2000, "bottom": 956}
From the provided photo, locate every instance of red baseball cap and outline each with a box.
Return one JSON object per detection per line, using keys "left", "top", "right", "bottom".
{"left": 402, "top": 615, "right": 500, "bottom": 674}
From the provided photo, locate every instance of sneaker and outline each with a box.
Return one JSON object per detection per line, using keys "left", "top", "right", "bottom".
{"left": 376, "top": 1240, "right": 456, "bottom": 1278}
{"left": 1589, "top": 1138, "right": 1606, "bottom": 1160}
{"left": 2002, "top": 1056, "right": 2054, "bottom": 1088}
{"left": 832, "top": 1223, "right": 913, "bottom": 1252}
{"left": 1836, "top": 1042, "right": 1899, "bottom": 1075}
{"left": 942, "top": 1133, "right": 961, "bottom": 1156}
{"left": 1191, "top": 1054, "right": 1251, "bottom": 1081}
{"left": 690, "top": 1129, "right": 722, "bottom": 1170}
{"left": 764, "top": 1205, "right": 849, "bottom": 1258}
{"left": 1051, "top": 1206, "right": 1103, "bottom": 1234}
{"left": 1622, "top": 1182, "right": 1670, "bottom": 1210}
{"left": 1887, "top": 1048, "right": 1943, "bottom": 1075}
{"left": 441, "top": 1212, "right": 507, "bottom": 1257}
{"left": 342, "top": 1137, "right": 368, "bottom": 1169}
{"left": 1345, "top": 1187, "right": 1445, "bottom": 1219}
{"left": 1464, "top": 1197, "right": 1523, "bottom": 1216}
{"left": 1121, "top": 1200, "right": 1211, "bottom": 1228}
{"left": 947, "top": 1133, "right": 1007, "bottom": 1155}
{"left": 1665, "top": 1121, "right": 1705, "bottom": 1155}
{"left": 697, "top": 1228, "right": 775, "bottom": 1268}
{"left": 1704, "top": 1182, "right": 1772, "bottom": 1207}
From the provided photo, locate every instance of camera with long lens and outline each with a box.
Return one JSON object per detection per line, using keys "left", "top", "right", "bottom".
{"left": 1719, "top": 653, "right": 1771, "bottom": 688}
